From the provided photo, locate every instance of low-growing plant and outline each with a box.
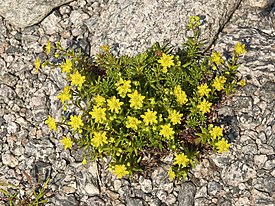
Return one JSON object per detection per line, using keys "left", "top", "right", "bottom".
{"left": 38, "top": 16, "right": 246, "bottom": 180}
{"left": 0, "top": 173, "right": 49, "bottom": 206}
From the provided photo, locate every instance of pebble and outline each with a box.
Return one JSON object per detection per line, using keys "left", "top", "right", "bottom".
{"left": 84, "top": 183, "right": 100, "bottom": 196}
{"left": 2, "top": 153, "right": 19, "bottom": 167}
{"left": 140, "top": 178, "right": 153, "bottom": 193}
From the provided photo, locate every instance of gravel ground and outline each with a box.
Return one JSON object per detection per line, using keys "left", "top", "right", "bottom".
{"left": 0, "top": 0, "right": 274, "bottom": 205}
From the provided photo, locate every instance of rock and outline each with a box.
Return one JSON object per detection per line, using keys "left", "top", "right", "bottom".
{"left": 114, "top": 179, "right": 122, "bottom": 191}
{"left": 126, "top": 197, "right": 144, "bottom": 206}
{"left": 251, "top": 189, "right": 274, "bottom": 206}
{"left": 165, "top": 193, "right": 177, "bottom": 205}
{"left": 248, "top": 0, "right": 275, "bottom": 8}
{"left": 80, "top": 196, "right": 105, "bottom": 206}
{"left": 0, "top": 0, "right": 73, "bottom": 28}
{"left": 231, "top": 96, "right": 253, "bottom": 113}
{"left": 86, "top": 0, "right": 243, "bottom": 55}
{"left": 156, "top": 190, "right": 167, "bottom": 203}
{"left": 235, "top": 196, "right": 250, "bottom": 206}
{"left": 2, "top": 153, "right": 18, "bottom": 167}
{"left": 178, "top": 182, "right": 196, "bottom": 206}
{"left": 62, "top": 182, "right": 77, "bottom": 194}
{"left": 253, "top": 177, "right": 275, "bottom": 194}
{"left": 207, "top": 181, "right": 223, "bottom": 196}
{"left": 254, "top": 155, "right": 268, "bottom": 168}
{"left": 41, "top": 12, "right": 62, "bottom": 35}
{"left": 222, "top": 162, "right": 257, "bottom": 186}
{"left": 140, "top": 178, "right": 153, "bottom": 193}
{"left": 70, "top": 10, "right": 90, "bottom": 27}
{"left": 264, "top": 159, "right": 275, "bottom": 170}
{"left": 195, "top": 186, "right": 208, "bottom": 198}
{"left": 258, "top": 144, "right": 274, "bottom": 155}
{"left": 84, "top": 183, "right": 100, "bottom": 196}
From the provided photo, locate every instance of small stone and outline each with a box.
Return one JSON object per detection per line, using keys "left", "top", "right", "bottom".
{"left": 2, "top": 153, "right": 18, "bottom": 167}
{"left": 222, "top": 162, "right": 257, "bottom": 186}
{"left": 207, "top": 181, "right": 223, "bottom": 196}
{"left": 251, "top": 189, "right": 274, "bottom": 205}
{"left": 114, "top": 179, "right": 122, "bottom": 191}
{"left": 106, "top": 190, "right": 119, "bottom": 201}
{"left": 166, "top": 193, "right": 177, "bottom": 205}
{"left": 88, "top": 162, "right": 98, "bottom": 178}
{"left": 178, "top": 182, "right": 196, "bottom": 206}
{"left": 156, "top": 190, "right": 167, "bottom": 202}
{"left": 235, "top": 197, "right": 250, "bottom": 206}
{"left": 62, "top": 183, "right": 76, "bottom": 194}
{"left": 254, "top": 155, "right": 268, "bottom": 168}
{"left": 238, "top": 183, "right": 246, "bottom": 190}
{"left": 84, "top": 183, "right": 99, "bottom": 196}
{"left": 140, "top": 178, "right": 153, "bottom": 193}
{"left": 161, "top": 182, "right": 174, "bottom": 193}
{"left": 70, "top": 10, "right": 89, "bottom": 26}
{"left": 41, "top": 12, "right": 62, "bottom": 35}
{"left": 241, "top": 143, "right": 258, "bottom": 154}
{"left": 249, "top": 0, "right": 275, "bottom": 8}
{"left": 258, "top": 144, "right": 274, "bottom": 155}
{"left": 263, "top": 159, "right": 275, "bottom": 170}
{"left": 195, "top": 186, "right": 208, "bottom": 198}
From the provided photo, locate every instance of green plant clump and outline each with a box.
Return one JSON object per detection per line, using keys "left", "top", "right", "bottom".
{"left": 39, "top": 16, "right": 246, "bottom": 180}
{"left": 0, "top": 176, "right": 49, "bottom": 206}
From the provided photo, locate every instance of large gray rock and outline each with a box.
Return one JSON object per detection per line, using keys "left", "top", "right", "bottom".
{"left": 0, "top": 0, "right": 73, "bottom": 28}
{"left": 85, "top": 0, "right": 242, "bottom": 55}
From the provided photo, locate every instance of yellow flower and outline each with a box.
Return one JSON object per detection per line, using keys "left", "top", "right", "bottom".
{"left": 197, "top": 83, "right": 211, "bottom": 97}
{"left": 89, "top": 106, "right": 107, "bottom": 123}
{"left": 127, "top": 90, "right": 145, "bottom": 109}
{"left": 57, "top": 86, "right": 71, "bottom": 104}
{"left": 173, "top": 85, "right": 182, "bottom": 97}
{"left": 70, "top": 71, "right": 86, "bottom": 89}
{"left": 160, "top": 124, "right": 175, "bottom": 140}
{"left": 174, "top": 153, "right": 189, "bottom": 167}
{"left": 176, "top": 91, "right": 188, "bottom": 105}
{"left": 141, "top": 109, "right": 158, "bottom": 125}
{"left": 115, "top": 78, "right": 131, "bottom": 98}
{"left": 101, "top": 45, "right": 110, "bottom": 52}
{"left": 211, "top": 52, "right": 224, "bottom": 66}
{"left": 158, "top": 53, "right": 174, "bottom": 73}
{"left": 61, "top": 59, "right": 73, "bottom": 73}
{"left": 197, "top": 99, "right": 212, "bottom": 114}
{"left": 91, "top": 131, "right": 108, "bottom": 148}
{"left": 107, "top": 96, "right": 124, "bottom": 114}
{"left": 68, "top": 115, "right": 84, "bottom": 131}
{"left": 45, "top": 115, "right": 57, "bottom": 131}
{"left": 60, "top": 136, "right": 73, "bottom": 149}
{"left": 168, "top": 167, "right": 176, "bottom": 180}
{"left": 212, "top": 76, "right": 227, "bottom": 91}
{"left": 238, "top": 79, "right": 246, "bottom": 87}
{"left": 215, "top": 138, "right": 230, "bottom": 153}
{"left": 94, "top": 95, "right": 105, "bottom": 106}
{"left": 209, "top": 126, "right": 223, "bottom": 140}
{"left": 173, "top": 85, "right": 188, "bottom": 105}
{"left": 234, "top": 42, "right": 246, "bottom": 56}
{"left": 111, "top": 164, "right": 129, "bottom": 178}
{"left": 168, "top": 110, "right": 183, "bottom": 125}
{"left": 126, "top": 116, "right": 141, "bottom": 130}
{"left": 82, "top": 157, "right": 87, "bottom": 165}
{"left": 45, "top": 41, "right": 51, "bottom": 55}
{"left": 34, "top": 57, "right": 41, "bottom": 72}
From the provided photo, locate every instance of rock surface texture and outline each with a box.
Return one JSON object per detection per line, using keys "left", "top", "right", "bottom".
{"left": 0, "top": 0, "right": 73, "bottom": 28}
{"left": 0, "top": 0, "right": 274, "bottom": 205}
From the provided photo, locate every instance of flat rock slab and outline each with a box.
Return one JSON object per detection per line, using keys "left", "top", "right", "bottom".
{"left": 85, "top": 0, "right": 242, "bottom": 55}
{"left": 0, "top": 0, "right": 73, "bottom": 28}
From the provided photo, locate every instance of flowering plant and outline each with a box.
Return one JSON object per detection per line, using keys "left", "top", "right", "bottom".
{"left": 38, "top": 16, "right": 246, "bottom": 179}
